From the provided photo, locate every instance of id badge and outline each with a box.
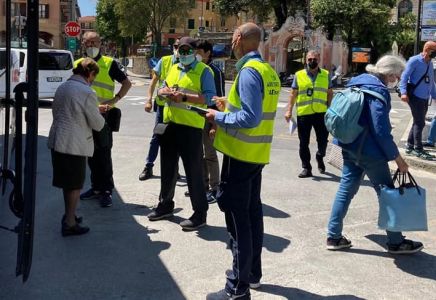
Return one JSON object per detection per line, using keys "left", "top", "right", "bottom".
{"left": 153, "top": 123, "right": 169, "bottom": 135}
{"left": 307, "top": 88, "right": 314, "bottom": 96}
{"left": 425, "top": 76, "right": 430, "bottom": 83}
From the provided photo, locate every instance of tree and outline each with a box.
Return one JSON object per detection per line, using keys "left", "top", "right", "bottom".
{"left": 214, "top": 0, "right": 306, "bottom": 30}
{"left": 96, "top": 0, "right": 122, "bottom": 43}
{"left": 115, "top": 0, "right": 190, "bottom": 47}
{"left": 310, "top": 0, "right": 396, "bottom": 65}
{"left": 392, "top": 13, "right": 416, "bottom": 58}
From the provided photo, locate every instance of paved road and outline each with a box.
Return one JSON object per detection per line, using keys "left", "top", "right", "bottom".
{"left": 1, "top": 78, "right": 436, "bottom": 299}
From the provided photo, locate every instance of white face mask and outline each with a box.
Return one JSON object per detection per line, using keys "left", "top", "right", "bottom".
{"left": 387, "top": 78, "right": 398, "bottom": 88}
{"left": 195, "top": 54, "right": 203, "bottom": 62}
{"left": 86, "top": 47, "right": 100, "bottom": 59}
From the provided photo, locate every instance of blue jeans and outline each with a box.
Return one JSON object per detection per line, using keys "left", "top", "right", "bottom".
{"left": 426, "top": 118, "right": 436, "bottom": 145}
{"left": 327, "top": 150, "right": 404, "bottom": 245}
{"left": 145, "top": 104, "right": 164, "bottom": 168}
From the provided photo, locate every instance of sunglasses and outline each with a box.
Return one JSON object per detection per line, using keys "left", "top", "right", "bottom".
{"left": 178, "top": 48, "right": 194, "bottom": 55}
{"left": 307, "top": 58, "right": 318, "bottom": 62}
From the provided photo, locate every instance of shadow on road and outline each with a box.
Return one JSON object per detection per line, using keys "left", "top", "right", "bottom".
{"left": 0, "top": 135, "right": 186, "bottom": 299}
{"left": 256, "top": 284, "right": 365, "bottom": 299}
{"left": 263, "top": 203, "right": 291, "bottom": 219}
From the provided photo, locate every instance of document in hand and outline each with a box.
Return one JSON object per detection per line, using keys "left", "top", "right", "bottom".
{"left": 289, "top": 116, "right": 297, "bottom": 135}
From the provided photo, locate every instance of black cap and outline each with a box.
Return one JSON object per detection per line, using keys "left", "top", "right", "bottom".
{"left": 178, "top": 37, "right": 198, "bottom": 49}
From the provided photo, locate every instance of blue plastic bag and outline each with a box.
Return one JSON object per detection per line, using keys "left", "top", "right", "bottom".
{"left": 378, "top": 171, "right": 427, "bottom": 232}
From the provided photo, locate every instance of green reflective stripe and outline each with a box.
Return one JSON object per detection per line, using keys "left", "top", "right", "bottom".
{"left": 166, "top": 101, "right": 189, "bottom": 110}
{"left": 314, "top": 87, "right": 328, "bottom": 92}
{"left": 225, "top": 128, "right": 273, "bottom": 143}
{"left": 298, "top": 89, "right": 308, "bottom": 95}
{"left": 296, "top": 98, "right": 327, "bottom": 107}
{"left": 92, "top": 81, "right": 114, "bottom": 91}
{"left": 263, "top": 112, "right": 276, "bottom": 120}
{"left": 175, "top": 87, "right": 200, "bottom": 94}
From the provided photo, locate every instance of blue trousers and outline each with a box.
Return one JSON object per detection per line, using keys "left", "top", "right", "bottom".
{"left": 145, "top": 104, "right": 164, "bottom": 168}
{"left": 327, "top": 150, "right": 404, "bottom": 245}
{"left": 426, "top": 117, "right": 436, "bottom": 145}
{"left": 218, "top": 155, "right": 264, "bottom": 297}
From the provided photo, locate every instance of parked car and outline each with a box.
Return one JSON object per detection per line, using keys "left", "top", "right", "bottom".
{"left": 17, "top": 48, "right": 74, "bottom": 99}
{"left": 0, "top": 48, "right": 21, "bottom": 98}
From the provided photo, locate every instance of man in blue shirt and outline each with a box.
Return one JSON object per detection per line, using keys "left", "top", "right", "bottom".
{"left": 399, "top": 41, "right": 436, "bottom": 160}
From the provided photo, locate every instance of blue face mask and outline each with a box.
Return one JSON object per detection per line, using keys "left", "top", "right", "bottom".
{"left": 179, "top": 54, "right": 195, "bottom": 65}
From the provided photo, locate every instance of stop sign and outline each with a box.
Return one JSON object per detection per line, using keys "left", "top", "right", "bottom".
{"left": 64, "top": 21, "right": 81, "bottom": 37}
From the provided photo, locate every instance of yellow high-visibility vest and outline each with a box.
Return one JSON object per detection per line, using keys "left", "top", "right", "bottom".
{"left": 75, "top": 56, "right": 115, "bottom": 105}
{"left": 214, "top": 60, "right": 280, "bottom": 164}
{"left": 295, "top": 68, "right": 329, "bottom": 116}
{"left": 155, "top": 55, "right": 176, "bottom": 106}
{"left": 163, "top": 62, "right": 208, "bottom": 129}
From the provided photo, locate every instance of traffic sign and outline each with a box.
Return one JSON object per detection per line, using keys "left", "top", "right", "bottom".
{"left": 64, "top": 21, "right": 81, "bottom": 37}
{"left": 67, "top": 38, "right": 77, "bottom": 52}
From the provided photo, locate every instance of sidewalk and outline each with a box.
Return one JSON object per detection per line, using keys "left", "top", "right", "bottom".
{"left": 399, "top": 101, "right": 436, "bottom": 173}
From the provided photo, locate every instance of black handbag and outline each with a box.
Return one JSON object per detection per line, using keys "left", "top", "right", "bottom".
{"left": 105, "top": 107, "right": 122, "bottom": 132}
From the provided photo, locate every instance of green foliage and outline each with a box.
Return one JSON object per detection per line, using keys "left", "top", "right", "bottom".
{"left": 392, "top": 13, "right": 417, "bottom": 58}
{"left": 96, "top": 0, "right": 121, "bottom": 42}
{"left": 311, "top": 0, "right": 399, "bottom": 62}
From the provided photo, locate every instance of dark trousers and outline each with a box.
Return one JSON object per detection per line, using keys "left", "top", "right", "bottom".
{"left": 407, "top": 96, "right": 429, "bottom": 151}
{"left": 145, "top": 104, "right": 164, "bottom": 168}
{"left": 159, "top": 123, "right": 207, "bottom": 214}
{"left": 297, "top": 112, "right": 329, "bottom": 170}
{"left": 89, "top": 123, "right": 114, "bottom": 193}
{"left": 218, "top": 155, "right": 264, "bottom": 297}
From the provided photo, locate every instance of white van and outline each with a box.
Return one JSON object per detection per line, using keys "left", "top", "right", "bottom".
{"left": 17, "top": 49, "right": 74, "bottom": 99}
{"left": 0, "top": 48, "right": 21, "bottom": 98}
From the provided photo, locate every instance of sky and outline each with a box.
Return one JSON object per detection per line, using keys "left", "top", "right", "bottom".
{"left": 78, "top": 0, "right": 97, "bottom": 17}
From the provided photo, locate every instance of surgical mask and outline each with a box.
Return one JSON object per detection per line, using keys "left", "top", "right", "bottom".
{"left": 308, "top": 61, "right": 318, "bottom": 69}
{"left": 86, "top": 47, "right": 100, "bottom": 59}
{"left": 195, "top": 54, "right": 203, "bottom": 62}
{"left": 387, "top": 79, "right": 398, "bottom": 88}
{"left": 430, "top": 51, "right": 436, "bottom": 59}
{"left": 179, "top": 54, "right": 195, "bottom": 66}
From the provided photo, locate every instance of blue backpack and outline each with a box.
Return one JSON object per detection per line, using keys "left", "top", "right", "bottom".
{"left": 324, "top": 87, "right": 387, "bottom": 144}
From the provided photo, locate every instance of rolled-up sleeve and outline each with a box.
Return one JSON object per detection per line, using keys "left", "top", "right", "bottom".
{"left": 368, "top": 99, "right": 399, "bottom": 160}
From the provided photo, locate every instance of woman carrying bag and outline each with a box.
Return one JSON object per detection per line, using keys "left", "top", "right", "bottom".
{"left": 326, "top": 55, "right": 424, "bottom": 254}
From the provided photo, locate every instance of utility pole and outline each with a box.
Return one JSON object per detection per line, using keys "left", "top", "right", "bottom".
{"left": 414, "top": 0, "right": 423, "bottom": 54}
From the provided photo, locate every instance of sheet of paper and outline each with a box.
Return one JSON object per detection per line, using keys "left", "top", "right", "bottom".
{"left": 289, "top": 116, "right": 297, "bottom": 135}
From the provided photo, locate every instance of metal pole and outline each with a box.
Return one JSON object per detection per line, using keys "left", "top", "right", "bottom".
{"left": 414, "top": 0, "right": 423, "bottom": 54}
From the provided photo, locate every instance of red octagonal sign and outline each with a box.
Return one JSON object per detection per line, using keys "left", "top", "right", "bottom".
{"left": 65, "top": 21, "right": 81, "bottom": 37}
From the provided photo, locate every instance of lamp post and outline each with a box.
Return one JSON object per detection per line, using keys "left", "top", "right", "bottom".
{"left": 414, "top": 0, "right": 423, "bottom": 54}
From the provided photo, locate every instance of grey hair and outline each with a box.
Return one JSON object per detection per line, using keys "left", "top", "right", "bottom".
{"left": 365, "top": 55, "right": 405, "bottom": 77}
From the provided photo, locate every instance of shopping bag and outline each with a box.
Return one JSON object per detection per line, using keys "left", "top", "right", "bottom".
{"left": 378, "top": 170, "right": 427, "bottom": 231}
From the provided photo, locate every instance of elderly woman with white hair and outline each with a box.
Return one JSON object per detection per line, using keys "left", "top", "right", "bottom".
{"left": 326, "top": 55, "right": 424, "bottom": 255}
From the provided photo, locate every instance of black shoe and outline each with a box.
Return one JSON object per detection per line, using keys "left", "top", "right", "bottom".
{"left": 139, "top": 166, "right": 153, "bottom": 181}
{"left": 180, "top": 212, "right": 206, "bottom": 231}
{"left": 326, "top": 236, "right": 352, "bottom": 250}
{"left": 388, "top": 239, "right": 423, "bottom": 254}
{"left": 423, "top": 142, "right": 435, "bottom": 148}
{"left": 206, "top": 189, "right": 218, "bottom": 204}
{"left": 317, "top": 157, "right": 326, "bottom": 174}
{"left": 184, "top": 191, "right": 190, "bottom": 197}
{"left": 298, "top": 169, "right": 312, "bottom": 178}
{"left": 148, "top": 202, "right": 174, "bottom": 221}
{"left": 80, "top": 188, "right": 101, "bottom": 200}
{"left": 61, "top": 214, "right": 83, "bottom": 225}
{"left": 99, "top": 192, "right": 112, "bottom": 208}
{"left": 61, "top": 223, "right": 90, "bottom": 237}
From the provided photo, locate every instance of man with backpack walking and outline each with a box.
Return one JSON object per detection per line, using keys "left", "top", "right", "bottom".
{"left": 284, "top": 50, "right": 333, "bottom": 178}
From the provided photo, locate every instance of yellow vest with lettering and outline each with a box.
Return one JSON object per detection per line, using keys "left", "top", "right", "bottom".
{"left": 74, "top": 56, "right": 115, "bottom": 105}
{"left": 295, "top": 69, "right": 329, "bottom": 116}
{"left": 163, "top": 62, "right": 208, "bottom": 129}
{"left": 214, "top": 60, "right": 280, "bottom": 164}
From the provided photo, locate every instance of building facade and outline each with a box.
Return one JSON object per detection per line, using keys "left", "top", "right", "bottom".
{"left": 78, "top": 16, "right": 96, "bottom": 36}
{"left": 0, "top": 0, "right": 80, "bottom": 48}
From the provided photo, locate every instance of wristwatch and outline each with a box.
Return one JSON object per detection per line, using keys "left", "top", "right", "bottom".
{"left": 182, "top": 93, "right": 188, "bottom": 102}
